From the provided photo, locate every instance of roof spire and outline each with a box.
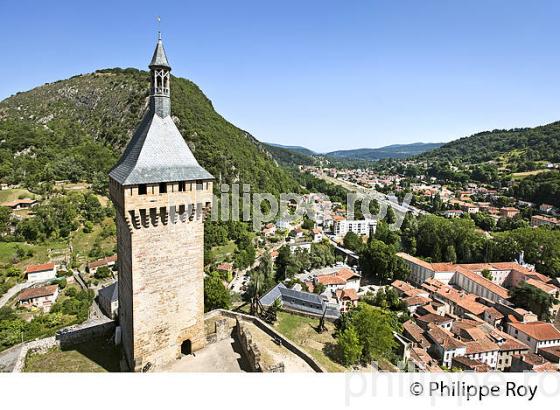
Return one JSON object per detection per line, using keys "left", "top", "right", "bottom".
{"left": 149, "top": 32, "right": 171, "bottom": 69}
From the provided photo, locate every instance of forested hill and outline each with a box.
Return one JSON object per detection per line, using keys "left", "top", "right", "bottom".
{"left": 326, "top": 142, "right": 443, "bottom": 160}
{"left": 0, "top": 68, "right": 299, "bottom": 194}
{"left": 418, "top": 122, "right": 560, "bottom": 164}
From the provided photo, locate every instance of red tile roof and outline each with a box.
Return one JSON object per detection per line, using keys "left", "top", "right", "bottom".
{"left": 509, "top": 322, "right": 560, "bottom": 341}
{"left": 17, "top": 285, "right": 58, "bottom": 301}
{"left": 25, "top": 262, "right": 55, "bottom": 274}
{"left": 88, "top": 255, "right": 117, "bottom": 269}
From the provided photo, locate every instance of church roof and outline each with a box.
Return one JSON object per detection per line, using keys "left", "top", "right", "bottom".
{"left": 109, "top": 113, "right": 213, "bottom": 185}
{"left": 149, "top": 37, "right": 171, "bottom": 69}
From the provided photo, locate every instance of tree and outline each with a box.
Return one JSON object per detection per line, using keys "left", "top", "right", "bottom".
{"left": 445, "top": 244, "right": 457, "bottom": 263}
{"left": 301, "top": 216, "right": 315, "bottom": 230}
{"left": 313, "top": 282, "right": 326, "bottom": 295}
{"left": 385, "top": 206, "right": 396, "bottom": 224}
{"left": 374, "top": 220, "right": 400, "bottom": 247}
{"left": 359, "top": 240, "right": 407, "bottom": 283}
{"left": 204, "top": 273, "right": 231, "bottom": 312}
{"left": 340, "top": 304, "right": 397, "bottom": 364}
{"left": 275, "top": 245, "right": 292, "bottom": 281}
{"left": 509, "top": 282, "right": 557, "bottom": 321}
{"left": 94, "top": 266, "right": 112, "bottom": 279}
{"left": 481, "top": 269, "right": 493, "bottom": 281}
{"left": 0, "top": 206, "right": 11, "bottom": 234}
{"left": 343, "top": 231, "right": 363, "bottom": 252}
{"left": 337, "top": 325, "right": 362, "bottom": 366}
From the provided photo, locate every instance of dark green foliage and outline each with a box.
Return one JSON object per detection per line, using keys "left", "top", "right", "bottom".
{"left": 336, "top": 304, "right": 398, "bottom": 365}
{"left": 489, "top": 227, "right": 560, "bottom": 277}
{"left": 51, "top": 289, "right": 93, "bottom": 322}
{"left": 408, "top": 215, "right": 485, "bottom": 263}
{"left": 0, "top": 69, "right": 300, "bottom": 196}
{"left": 204, "top": 272, "right": 231, "bottom": 312}
{"left": 262, "top": 143, "right": 315, "bottom": 166}
{"left": 274, "top": 241, "right": 336, "bottom": 280}
{"left": 420, "top": 122, "right": 560, "bottom": 165}
{"left": 94, "top": 266, "right": 111, "bottom": 280}
{"left": 0, "top": 287, "right": 95, "bottom": 351}
{"left": 513, "top": 171, "right": 560, "bottom": 208}
{"left": 301, "top": 216, "right": 315, "bottom": 230}
{"left": 366, "top": 287, "right": 407, "bottom": 313}
{"left": 359, "top": 239, "right": 410, "bottom": 283}
{"left": 14, "top": 192, "right": 108, "bottom": 243}
{"left": 292, "top": 171, "right": 348, "bottom": 203}
{"left": 336, "top": 325, "right": 362, "bottom": 366}
{"left": 343, "top": 231, "right": 364, "bottom": 253}
{"left": 509, "top": 282, "right": 557, "bottom": 321}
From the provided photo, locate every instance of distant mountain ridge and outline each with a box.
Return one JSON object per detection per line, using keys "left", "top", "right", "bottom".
{"left": 325, "top": 142, "right": 444, "bottom": 160}
{"left": 265, "top": 141, "right": 443, "bottom": 161}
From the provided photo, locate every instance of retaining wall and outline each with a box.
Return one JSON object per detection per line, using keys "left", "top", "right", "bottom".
{"left": 205, "top": 309, "right": 324, "bottom": 372}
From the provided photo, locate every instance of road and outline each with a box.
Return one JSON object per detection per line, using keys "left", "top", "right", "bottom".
{"left": 0, "top": 282, "right": 30, "bottom": 309}
{"left": 315, "top": 173, "right": 426, "bottom": 217}
{"left": 0, "top": 344, "right": 24, "bottom": 373}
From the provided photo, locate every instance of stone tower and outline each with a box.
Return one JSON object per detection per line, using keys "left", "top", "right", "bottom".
{"left": 109, "top": 34, "right": 214, "bottom": 372}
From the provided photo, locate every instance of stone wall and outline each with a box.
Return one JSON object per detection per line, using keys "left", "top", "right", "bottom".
{"left": 56, "top": 320, "right": 116, "bottom": 348}
{"left": 206, "top": 318, "right": 231, "bottom": 345}
{"left": 205, "top": 309, "right": 324, "bottom": 372}
{"left": 12, "top": 319, "right": 115, "bottom": 373}
{"left": 235, "top": 319, "right": 284, "bottom": 373}
{"left": 12, "top": 337, "right": 58, "bottom": 372}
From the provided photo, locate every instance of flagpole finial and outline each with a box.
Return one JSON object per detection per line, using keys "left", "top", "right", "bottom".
{"left": 157, "top": 16, "right": 162, "bottom": 40}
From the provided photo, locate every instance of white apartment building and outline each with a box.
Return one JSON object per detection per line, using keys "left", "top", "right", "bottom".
{"left": 334, "top": 219, "right": 377, "bottom": 238}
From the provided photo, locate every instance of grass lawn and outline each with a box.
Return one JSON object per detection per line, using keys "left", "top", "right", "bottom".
{"left": 511, "top": 169, "right": 551, "bottom": 180}
{"left": 24, "top": 338, "right": 121, "bottom": 372}
{"left": 208, "top": 241, "right": 237, "bottom": 264}
{"left": 0, "top": 240, "right": 68, "bottom": 270}
{"left": 71, "top": 217, "right": 116, "bottom": 268}
{"left": 0, "top": 188, "right": 36, "bottom": 203}
{"left": 274, "top": 311, "right": 346, "bottom": 372}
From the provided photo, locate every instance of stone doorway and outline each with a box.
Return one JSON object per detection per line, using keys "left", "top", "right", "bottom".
{"left": 181, "top": 339, "right": 192, "bottom": 356}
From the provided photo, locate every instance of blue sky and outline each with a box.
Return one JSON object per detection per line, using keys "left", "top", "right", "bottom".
{"left": 1, "top": 0, "right": 560, "bottom": 152}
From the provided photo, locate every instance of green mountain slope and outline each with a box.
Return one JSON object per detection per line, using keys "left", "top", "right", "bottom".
{"left": 419, "top": 122, "right": 560, "bottom": 164}
{"left": 326, "top": 142, "right": 443, "bottom": 160}
{"left": 0, "top": 68, "right": 299, "bottom": 194}
{"left": 263, "top": 143, "right": 315, "bottom": 166}
{"left": 265, "top": 143, "right": 317, "bottom": 157}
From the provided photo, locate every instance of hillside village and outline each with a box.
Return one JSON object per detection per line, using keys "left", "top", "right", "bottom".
{"left": 0, "top": 35, "right": 559, "bottom": 374}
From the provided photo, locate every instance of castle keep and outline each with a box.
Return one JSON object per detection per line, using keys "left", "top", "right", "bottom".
{"left": 109, "top": 35, "right": 213, "bottom": 371}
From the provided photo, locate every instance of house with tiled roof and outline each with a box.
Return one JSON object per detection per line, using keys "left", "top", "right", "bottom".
{"left": 403, "top": 295, "right": 432, "bottom": 313}
{"left": 87, "top": 255, "right": 117, "bottom": 275}
{"left": 396, "top": 252, "right": 554, "bottom": 305}
{"left": 17, "top": 284, "right": 59, "bottom": 312}
{"left": 314, "top": 267, "right": 361, "bottom": 293}
{"left": 334, "top": 288, "right": 359, "bottom": 313}
{"left": 1, "top": 198, "right": 38, "bottom": 210}
{"left": 511, "top": 352, "right": 558, "bottom": 372}
{"left": 538, "top": 346, "right": 560, "bottom": 369}
{"left": 425, "top": 324, "right": 466, "bottom": 368}
{"left": 451, "top": 355, "right": 490, "bottom": 372}
{"left": 506, "top": 322, "right": 560, "bottom": 353}
{"left": 402, "top": 320, "right": 431, "bottom": 349}
{"left": 25, "top": 262, "right": 57, "bottom": 283}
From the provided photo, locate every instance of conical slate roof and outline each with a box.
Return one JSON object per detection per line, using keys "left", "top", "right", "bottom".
{"left": 149, "top": 38, "right": 171, "bottom": 69}
{"left": 109, "top": 113, "right": 213, "bottom": 185}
